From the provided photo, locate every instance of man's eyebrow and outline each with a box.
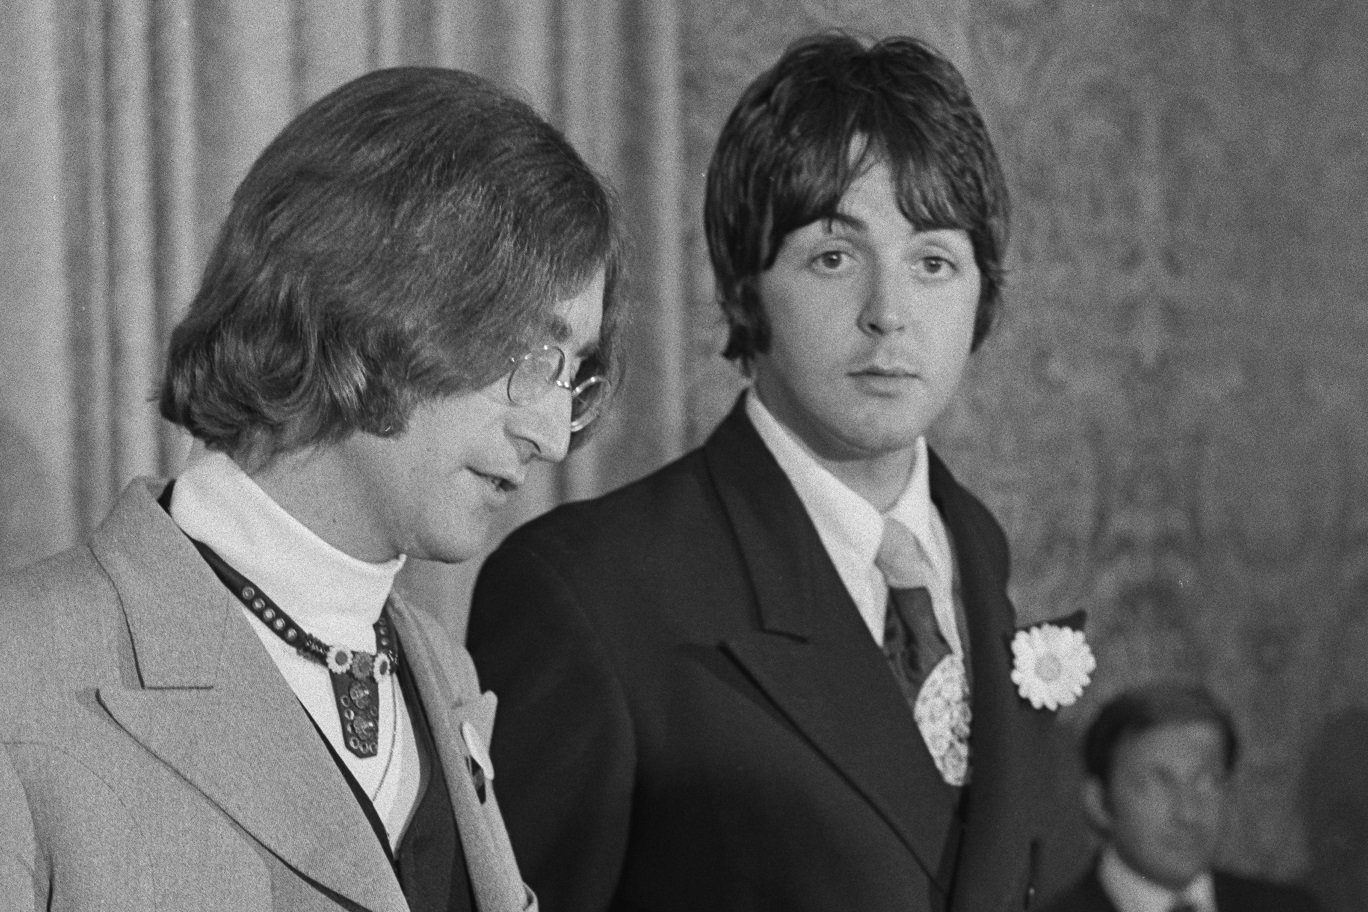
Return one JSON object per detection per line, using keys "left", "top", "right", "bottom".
{"left": 817, "top": 212, "right": 865, "bottom": 233}
{"left": 818, "top": 214, "right": 967, "bottom": 239}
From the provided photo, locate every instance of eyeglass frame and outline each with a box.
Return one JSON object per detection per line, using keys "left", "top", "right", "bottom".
{"left": 506, "top": 344, "right": 610, "bottom": 433}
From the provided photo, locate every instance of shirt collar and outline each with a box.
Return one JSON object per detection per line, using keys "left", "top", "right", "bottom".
{"left": 170, "top": 448, "right": 404, "bottom": 650}
{"left": 745, "top": 389, "right": 941, "bottom": 566}
{"left": 745, "top": 390, "right": 950, "bottom": 645}
{"left": 745, "top": 390, "right": 885, "bottom": 566}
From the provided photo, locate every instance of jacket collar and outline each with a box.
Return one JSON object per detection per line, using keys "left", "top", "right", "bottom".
{"left": 703, "top": 401, "right": 960, "bottom": 892}
{"left": 91, "top": 480, "right": 410, "bottom": 911}
{"left": 91, "top": 480, "right": 527, "bottom": 912}
{"left": 704, "top": 399, "right": 1050, "bottom": 909}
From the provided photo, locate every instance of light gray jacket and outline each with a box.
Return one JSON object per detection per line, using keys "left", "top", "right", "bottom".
{"left": 0, "top": 479, "right": 534, "bottom": 912}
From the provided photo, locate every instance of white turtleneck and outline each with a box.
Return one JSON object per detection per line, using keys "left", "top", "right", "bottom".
{"left": 170, "top": 448, "right": 421, "bottom": 848}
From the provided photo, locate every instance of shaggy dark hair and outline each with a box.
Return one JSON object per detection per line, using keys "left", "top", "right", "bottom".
{"left": 705, "top": 32, "right": 1009, "bottom": 365}
{"left": 160, "top": 66, "right": 623, "bottom": 458}
{"left": 1083, "top": 682, "right": 1240, "bottom": 787}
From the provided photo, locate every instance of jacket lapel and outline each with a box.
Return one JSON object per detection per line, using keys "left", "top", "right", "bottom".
{"left": 706, "top": 402, "right": 957, "bottom": 889}
{"left": 930, "top": 455, "right": 1049, "bottom": 912}
{"left": 389, "top": 596, "right": 529, "bottom": 912}
{"left": 91, "top": 481, "right": 409, "bottom": 912}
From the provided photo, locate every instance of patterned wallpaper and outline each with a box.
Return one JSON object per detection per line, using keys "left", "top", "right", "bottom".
{"left": 678, "top": 0, "right": 1368, "bottom": 898}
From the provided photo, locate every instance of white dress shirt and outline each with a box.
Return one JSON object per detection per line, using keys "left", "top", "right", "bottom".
{"left": 745, "top": 391, "right": 961, "bottom": 655}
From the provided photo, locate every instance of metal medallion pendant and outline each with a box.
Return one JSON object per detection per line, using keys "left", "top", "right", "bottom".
{"left": 324, "top": 625, "right": 396, "bottom": 758}
{"left": 329, "top": 659, "right": 381, "bottom": 757}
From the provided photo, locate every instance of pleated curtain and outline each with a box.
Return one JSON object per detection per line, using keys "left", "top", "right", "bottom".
{"left": 0, "top": 0, "right": 692, "bottom": 628}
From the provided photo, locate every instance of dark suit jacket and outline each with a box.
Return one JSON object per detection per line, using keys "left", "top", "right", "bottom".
{"left": 0, "top": 480, "right": 534, "bottom": 912}
{"left": 468, "top": 401, "right": 1063, "bottom": 912}
{"left": 1039, "top": 861, "right": 1322, "bottom": 912}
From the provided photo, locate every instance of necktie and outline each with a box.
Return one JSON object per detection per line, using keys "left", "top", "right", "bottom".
{"left": 876, "top": 516, "right": 950, "bottom": 700}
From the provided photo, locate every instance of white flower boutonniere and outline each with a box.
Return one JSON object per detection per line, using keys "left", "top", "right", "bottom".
{"left": 1010, "top": 623, "right": 1095, "bottom": 710}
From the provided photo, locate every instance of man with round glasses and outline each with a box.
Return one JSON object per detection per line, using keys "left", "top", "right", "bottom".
{"left": 470, "top": 32, "right": 1072, "bottom": 912}
{"left": 0, "top": 66, "right": 621, "bottom": 910}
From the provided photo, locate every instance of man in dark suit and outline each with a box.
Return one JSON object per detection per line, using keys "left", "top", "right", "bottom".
{"left": 467, "top": 33, "right": 1092, "bottom": 912}
{"left": 1040, "top": 683, "right": 1321, "bottom": 912}
{"left": 0, "top": 66, "right": 623, "bottom": 910}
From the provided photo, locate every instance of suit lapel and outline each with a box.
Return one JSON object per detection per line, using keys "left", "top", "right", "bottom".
{"left": 389, "top": 596, "right": 528, "bottom": 912}
{"left": 706, "top": 403, "right": 957, "bottom": 889}
{"left": 91, "top": 481, "right": 409, "bottom": 912}
{"left": 930, "top": 455, "right": 1048, "bottom": 912}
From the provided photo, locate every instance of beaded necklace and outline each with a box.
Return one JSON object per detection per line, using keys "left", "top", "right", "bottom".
{"left": 193, "top": 540, "right": 398, "bottom": 759}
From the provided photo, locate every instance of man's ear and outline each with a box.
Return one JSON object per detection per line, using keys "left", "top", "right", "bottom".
{"left": 1081, "top": 777, "right": 1113, "bottom": 834}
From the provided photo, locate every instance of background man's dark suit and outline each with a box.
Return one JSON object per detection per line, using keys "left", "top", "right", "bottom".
{"left": 1040, "top": 863, "right": 1322, "bottom": 912}
{"left": 468, "top": 401, "right": 1063, "bottom": 912}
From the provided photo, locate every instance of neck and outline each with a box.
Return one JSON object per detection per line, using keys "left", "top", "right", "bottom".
{"left": 171, "top": 448, "right": 402, "bottom": 646}
{"left": 744, "top": 389, "right": 920, "bottom": 512}
{"left": 248, "top": 444, "right": 394, "bottom": 563}
{"left": 815, "top": 450, "right": 916, "bottom": 513}
{"left": 1100, "top": 842, "right": 1204, "bottom": 897}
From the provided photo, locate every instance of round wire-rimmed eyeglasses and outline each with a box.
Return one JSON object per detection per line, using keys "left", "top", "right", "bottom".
{"left": 506, "top": 344, "right": 610, "bottom": 433}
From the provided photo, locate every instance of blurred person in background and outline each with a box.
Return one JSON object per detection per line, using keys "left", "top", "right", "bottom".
{"left": 1041, "top": 682, "right": 1320, "bottom": 912}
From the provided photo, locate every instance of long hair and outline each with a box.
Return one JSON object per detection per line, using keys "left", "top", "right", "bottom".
{"left": 160, "top": 66, "right": 623, "bottom": 458}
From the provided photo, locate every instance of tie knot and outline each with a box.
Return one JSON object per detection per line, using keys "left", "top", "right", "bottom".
{"left": 875, "top": 516, "right": 929, "bottom": 589}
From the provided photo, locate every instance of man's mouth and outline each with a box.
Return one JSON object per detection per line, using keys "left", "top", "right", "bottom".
{"left": 474, "top": 470, "right": 519, "bottom": 493}
{"left": 855, "top": 361, "right": 918, "bottom": 376}
{"left": 852, "top": 365, "right": 919, "bottom": 379}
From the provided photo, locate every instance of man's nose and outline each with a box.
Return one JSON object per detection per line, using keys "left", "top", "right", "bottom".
{"left": 514, "top": 387, "right": 572, "bottom": 464}
{"left": 859, "top": 265, "right": 908, "bottom": 335}
{"left": 1172, "top": 786, "right": 1219, "bottom": 825}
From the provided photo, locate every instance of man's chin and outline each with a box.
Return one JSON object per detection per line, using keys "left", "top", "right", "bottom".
{"left": 409, "top": 531, "right": 489, "bottom": 567}
{"left": 1117, "top": 846, "right": 1211, "bottom": 892}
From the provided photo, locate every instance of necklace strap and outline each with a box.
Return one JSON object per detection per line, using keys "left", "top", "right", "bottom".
{"left": 190, "top": 538, "right": 398, "bottom": 757}
{"left": 192, "top": 539, "right": 397, "bottom": 670}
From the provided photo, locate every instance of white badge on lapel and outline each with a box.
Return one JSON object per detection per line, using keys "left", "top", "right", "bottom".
{"left": 461, "top": 720, "right": 495, "bottom": 802}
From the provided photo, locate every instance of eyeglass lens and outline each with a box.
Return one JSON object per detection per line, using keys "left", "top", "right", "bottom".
{"left": 508, "top": 348, "right": 562, "bottom": 406}
{"left": 508, "top": 346, "right": 608, "bottom": 431}
{"left": 568, "top": 376, "right": 606, "bottom": 431}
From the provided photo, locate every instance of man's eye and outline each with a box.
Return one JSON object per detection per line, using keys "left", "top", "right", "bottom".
{"left": 920, "top": 255, "right": 954, "bottom": 276}
{"left": 813, "top": 251, "right": 847, "bottom": 270}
